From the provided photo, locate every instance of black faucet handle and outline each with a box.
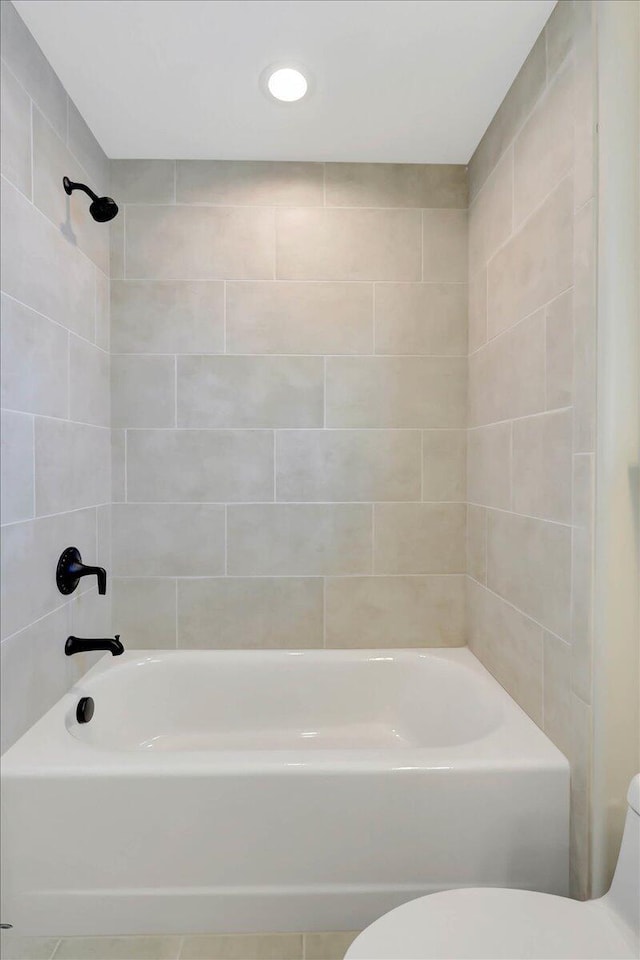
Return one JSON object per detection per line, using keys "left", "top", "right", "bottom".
{"left": 56, "top": 547, "right": 107, "bottom": 596}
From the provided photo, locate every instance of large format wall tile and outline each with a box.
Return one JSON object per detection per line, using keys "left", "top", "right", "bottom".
{"left": 0, "top": 293, "right": 68, "bottom": 417}
{"left": 69, "top": 335, "right": 110, "bottom": 427}
{"left": 275, "top": 208, "right": 421, "bottom": 281}
{"left": 177, "top": 578, "right": 324, "bottom": 649}
{"left": 373, "top": 503, "right": 466, "bottom": 574}
{"left": 422, "top": 209, "right": 468, "bottom": 281}
{"left": 0, "top": 59, "right": 31, "bottom": 198}
{"left": 111, "top": 280, "right": 224, "bottom": 354}
{"left": 111, "top": 578, "right": 177, "bottom": 649}
{"left": 486, "top": 510, "right": 572, "bottom": 639}
{"left": 326, "top": 356, "right": 466, "bottom": 428}
{"left": 227, "top": 504, "right": 372, "bottom": 576}
{"left": 125, "top": 205, "right": 276, "bottom": 279}
{"left": 1, "top": 409, "right": 34, "bottom": 524}
{"left": 324, "top": 163, "right": 467, "bottom": 208}
{"left": 111, "top": 159, "right": 176, "bottom": 203}
{"left": 422, "top": 430, "right": 466, "bottom": 501}
{"left": 466, "top": 423, "right": 511, "bottom": 510}
{"left": 176, "top": 160, "right": 324, "bottom": 206}
{"left": 112, "top": 503, "right": 225, "bottom": 576}
{"left": 126, "top": 429, "right": 274, "bottom": 502}
{"left": 177, "top": 356, "right": 324, "bottom": 428}
{"left": 34, "top": 419, "right": 110, "bottom": 516}
{"left": 226, "top": 281, "right": 373, "bottom": 355}
{"left": 468, "top": 148, "right": 513, "bottom": 275}
{"left": 326, "top": 575, "right": 466, "bottom": 647}
{"left": 512, "top": 409, "right": 572, "bottom": 523}
{"left": 374, "top": 282, "right": 467, "bottom": 356}
{"left": 276, "top": 429, "right": 421, "bottom": 502}
{"left": 111, "top": 355, "right": 175, "bottom": 428}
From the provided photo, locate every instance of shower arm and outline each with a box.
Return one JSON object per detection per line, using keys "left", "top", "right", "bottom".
{"left": 63, "top": 176, "right": 99, "bottom": 202}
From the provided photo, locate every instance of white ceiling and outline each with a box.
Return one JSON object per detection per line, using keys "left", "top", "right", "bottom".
{"left": 13, "top": 0, "right": 555, "bottom": 163}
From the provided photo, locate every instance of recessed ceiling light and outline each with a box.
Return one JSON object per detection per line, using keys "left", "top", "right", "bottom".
{"left": 266, "top": 67, "right": 308, "bottom": 102}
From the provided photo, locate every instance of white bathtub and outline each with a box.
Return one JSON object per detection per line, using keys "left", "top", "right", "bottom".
{"left": 0, "top": 648, "right": 569, "bottom": 936}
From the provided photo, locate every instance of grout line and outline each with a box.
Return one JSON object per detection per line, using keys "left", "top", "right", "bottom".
{"left": 173, "top": 161, "right": 177, "bottom": 204}
{"left": 175, "top": 578, "right": 179, "bottom": 649}
{"left": 223, "top": 280, "right": 227, "bottom": 354}
{"left": 371, "top": 283, "right": 376, "bottom": 354}
{"left": 174, "top": 355, "right": 178, "bottom": 427}
{"left": 371, "top": 503, "right": 376, "bottom": 574}
{"left": 322, "top": 577, "right": 327, "bottom": 649}
{"left": 224, "top": 504, "right": 228, "bottom": 576}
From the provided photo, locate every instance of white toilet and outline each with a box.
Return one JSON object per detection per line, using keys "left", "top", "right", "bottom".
{"left": 346, "top": 775, "right": 640, "bottom": 960}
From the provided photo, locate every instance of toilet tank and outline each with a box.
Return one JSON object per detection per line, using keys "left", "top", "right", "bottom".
{"left": 604, "top": 775, "right": 640, "bottom": 941}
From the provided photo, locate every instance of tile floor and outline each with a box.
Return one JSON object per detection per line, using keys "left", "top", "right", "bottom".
{"left": 0, "top": 931, "right": 360, "bottom": 960}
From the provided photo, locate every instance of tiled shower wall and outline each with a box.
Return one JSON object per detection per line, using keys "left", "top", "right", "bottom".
{"left": 465, "top": 0, "right": 597, "bottom": 898}
{"left": 109, "top": 161, "right": 469, "bottom": 650}
{"left": 0, "top": 0, "right": 111, "bottom": 753}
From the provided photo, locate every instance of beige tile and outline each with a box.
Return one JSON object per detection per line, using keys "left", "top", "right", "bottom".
{"left": 326, "top": 357, "right": 466, "bottom": 428}
{"left": 69, "top": 336, "right": 110, "bottom": 427}
{"left": 569, "top": 692, "right": 592, "bottom": 899}
{"left": 487, "top": 177, "right": 573, "bottom": 338}
{"left": 177, "top": 356, "right": 323, "bottom": 428}
{"left": 0, "top": 0, "right": 67, "bottom": 139}
{"left": 179, "top": 933, "right": 302, "bottom": 960}
{"left": 109, "top": 210, "right": 125, "bottom": 279}
{"left": 512, "top": 410, "right": 572, "bottom": 523}
{"left": 466, "top": 423, "right": 511, "bottom": 510}
{"left": 126, "top": 429, "right": 273, "bottom": 502}
{"left": 374, "top": 503, "right": 466, "bottom": 574}
{"left": 468, "top": 148, "right": 513, "bottom": 275}
{"left": 466, "top": 505, "right": 486, "bottom": 583}
{"left": 111, "top": 280, "right": 224, "bottom": 354}
{"left": 546, "top": 289, "right": 573, "bottom": 409}
{"left": 326, "top": 575, "right": 466, "bottom": 648}
{"left": 1, "top": 410, "right": 34, "bottom": 523}
{"left": 571, "top": 455, "right": 594, "bottom": 704}
{"left": 112, "top": 503, "right": 224, "bottom": 576}
{"left": 422, "top": 429, "right": 466, "bottom": 501}
{"left": 67, "top": 100, "right": 109, "bottom": 193}
{"left": 177, "top": 577, "right": 323, "bottom": 649}
{"left": 111, "top": 355, "right": 175, "bottom": 428}
{"left": 468, "top": 309, "right": 546, "bottom": 426}
{"left": 276, "top": 429, "right": 421, "bottom": 502}
{"left": 469, "top": 32, "right": 546, "bottom": 200}
{"left": 176, "top": 160, "right": 323, "bottom": 205}
{"left": 227, "top": 504, "right": 372, "bottom": 576}
{"left": 486, "top": 510, "right": 571, "bottom": 639}
{"left": 1, "top": 60, "right": 32, "bottom": 198}
{"left": 0, "top": 605, "right": 74, "bottom": 752}
{"left": 1, "top": 508, "right": 96, "bottom": 640}
{"left": 111, "top": 429, "right": 126, "bottom": 502}
{"left": 374, "top": 282, "right": 467, "bottom": 356}
{"left": 126, "top": 205, "right": 275, "bottom": 280}
{"left": 1, "top": 179, "right": 95, "bottom": 340}
{"left": 226, "top": 281, "right": 372, "bottom": 355}
{"left": 53, "top": 936, "right": 181, "bottom": 960}
{"left": 32, "top": 107, "right": 109, "bottom": 273}
{"left": 514, "top": 65, "right": 574, "bottom": 226}
{"left": 111, "top": 578, "right": 177, "bottom": 649}
{"left": 0, "top": 932, "right": 59, "bottom": 960}
{"left": 324, "top": 163, "right": 467, "bottom": 208}
{"left": 467, "top": 267, "right": 487, "bottom": 353}
{"left": 34, "top": 419, "right": 110, "bottom": 516}
{"left": 0, "top": 294, "right": 68, "bottom": 417}
{"left": 543, "top": 631, "right": 571, "bottom": 757}
{"left": 110, "top": 159, "right": 175, "bottom": 203}
{"left": 422, "top": 209, "right": 467, "bottom": 282}
{"left": 572, "top": 199, "right": 596, "bottom": 452}
{"left": 573, "top": 9, "right": 596, "bottom": 211}
{"left": 467, "top": 579, "right": 543, "bottom": 725}
{"left": 95, "top": 270, "right": 110, "bottom": 352}
{"left": 304, "top": 932, "right": 360, "bottom": 960}
{"left": 276, "top": 208, "right": 421, "bottom": 281}
{"left": 545, "top": 0, "right": 575, "bottom": 78}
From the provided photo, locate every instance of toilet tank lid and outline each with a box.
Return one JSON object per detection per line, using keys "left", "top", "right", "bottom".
{"left": 628, "top": 775, "right": 640, "bottom": 815}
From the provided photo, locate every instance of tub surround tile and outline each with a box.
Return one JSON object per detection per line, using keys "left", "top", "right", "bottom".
{"left": 303, "top": 932, "right": 360, "bottom": 960}
{"left": 0, "top": 932, "right": 59, "bottom": 960}
{"left": 546, "top": 1, "right": 574, "bottom": 79}
{"left": 177, "top": 356, "right": 324, "bottom": 428}
{"left": 111, "top": 578, "right": 177, "bottom": 649}
{"left": 69, "top": 335, "right": 110, "bottom": 427}
{"left": 1, "top": 410, "right": 34, "bottom": 524}
{"left": 422, "top": 430, "right": 466, "bottom": 502}
{"left": 466, "top": 505, "right": 487, "bottom": 584}
{"left": 227, "top": 504, "right": 372, "bottom": 576}
{"left": 276, "top": 429, "right": 421, "bottom": 502}
{"left": 512, "top": 409, "right": 572, "bottom": 523}
{"left": 177, "top": 578, "right": 324, "bottom": 649}
{"left": 543, "top": 631, "right": 572, "bottom": 757}
{"left": 110, "top": 160, "right": 176, "bottom": 204}
{"left": 0, "top": 59, "right": 32, "bottom": 198}
{"left": 466, "top": 423, "right": 511, "bottom": 510}
{"left": 0, "top": 294, "right": 68, "bottom": 418}
{"left": 275, "top": 208, "right": 422, "bottom": 281}
{"left": 34, "top": 419, "right": 110, "bottom": 517}
{"left": 176, "top": 160, "right": 323, "bottom": 206}
{"left": 126, "top": 430, "right": 274, "bottom": 503}
{"left": 111, "top": 280, "right": 225, "bottom": 355}
{"left": 326, "top": 574, "right": 466, "bottom": 648}
{"left": 125, "top": 205, "right": 275, "bottom": 280}
{"left": 111, "top": 355, "right": 175, "bottom": 428}
{"left": 324, "top": 162, "right": 467, "bottom": 208}
{"left": 422, "top": 209, "right": 468, "bottom": 282}
{"left": 226, "top": 281, "right": 373, "bottom": 356}
{"left": 95, "top": 270, "right": 110, "bottom": 353}
{"left": 545, "top": 289, "right": 573, "bottom": 409}
{"left": 179, "top": 934, "right": 302, "bottom": 960}
{"left": 112, "top": 504, "right": 225, "bottom": 576}
{"left": 468, "top": 148, "right": 513, "bottom": 276}
{"left": 111, "top": 429, "right": 126, "bottom": 502}
{"left": 53, "top": 937, "right": 181, "bottom": 960}
{"left": 467, "top": 267, "right": 487, "bottom": 353}
{"left": 373, "top": 502, "right": 466, "bottom": 574}
{"left": 373, "top": 282, "right": 467, "bottom": 356}
{"left": 326, "top": 357, "right": 466, "bottom": 428}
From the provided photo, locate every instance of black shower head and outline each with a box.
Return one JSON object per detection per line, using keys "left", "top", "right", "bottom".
{"left": 63, "top": 176, "right": 119, "bottom": 222}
